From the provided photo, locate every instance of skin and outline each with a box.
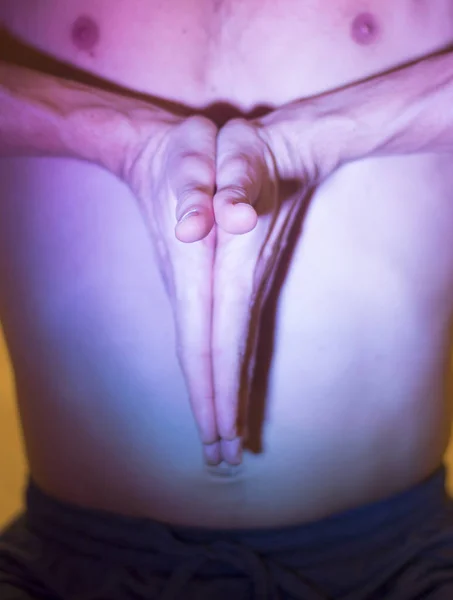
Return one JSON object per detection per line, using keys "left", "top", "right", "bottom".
{"left": 350, "top": 13, "right": 380, "bottom": 45}
{"left": 71, "top": 16, "right": 100, "bottom": 52}
{"left": 126, "top": 115, "right": 261, "bottom": 465}
{"left": 1, "top": 1, "right": 453, "bottom": 529}
{"left": 126, "top": 115, "right": 321, "bottom": 466}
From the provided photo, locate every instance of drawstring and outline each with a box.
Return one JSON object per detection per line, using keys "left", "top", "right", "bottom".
{"left": 157, "top": 521, "right": 453, "bottom": 600}
{"left": 340, "top": 524, "right": 453, "bottom": 600}
{"left": 157, "top": 539, "right": 332, "bottom": 600}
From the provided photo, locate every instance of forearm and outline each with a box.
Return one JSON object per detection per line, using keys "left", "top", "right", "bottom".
{"left": 320, "top": 49, "right": 453, "bottom": 166}
{"left": 0, "top": 60, "right": 170, "bottom": 177}
{"left": 262, "top": 48, "right": 453, "bottom": 178}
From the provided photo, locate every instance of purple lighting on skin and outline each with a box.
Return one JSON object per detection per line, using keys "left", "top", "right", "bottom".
{"left": 351, "top": 12, "right": 380, "bottom": 45}
{"left": 71, "top": 15, "right": 100, "bottom": 52}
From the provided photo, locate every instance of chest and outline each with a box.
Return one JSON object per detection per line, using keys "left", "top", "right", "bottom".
{"left": 2, "top": 0, "right": 453, "bottom": 112}
{"left": 2, "top": 1, "right": 453, "bottom": 325}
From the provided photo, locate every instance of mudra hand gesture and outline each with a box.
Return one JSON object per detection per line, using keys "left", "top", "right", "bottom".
{"left": 125, "top": 104, "right": 336, "bottom": 465}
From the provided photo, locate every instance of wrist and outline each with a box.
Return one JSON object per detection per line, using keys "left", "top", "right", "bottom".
{"left": 91, "top": 103, "right": 181, "bottom": 182}
{"left": 66, "top": 105, "right": 129, "bottom": 177}
{"left": 0, "top": 61, "right": 172, "bottom": 175}
{"left": 306, "top": 90, "right": 360, "bottom": 177}
{"left": 258, "top": 96, "right": 353, "bottom": 183}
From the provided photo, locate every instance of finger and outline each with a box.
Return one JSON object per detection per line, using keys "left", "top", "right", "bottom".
{"left": 214, "top": 120, "right": 261, "bottom": 235}
{"left": 164, "top": 116, "right": 220, "bottom": 456}
{"left": 220, "top": 437, "right": 243, "bottom": 466}
{"left": 174, "top": 184, "right": 215, "bottom": 243}
{"left": 212, "top": 196, "right": 301, "bottom": 464}
{"left": 171, "top": 233, "right": 219, "bottom": 452}
{"left": 169, "top": 116, "right": 217, "bottom": 243}
{"left": 203, "top": 440, "right": 222, "bottom": 466}
{"left": 212, "top": 232, "right": 258, "bottom": 463}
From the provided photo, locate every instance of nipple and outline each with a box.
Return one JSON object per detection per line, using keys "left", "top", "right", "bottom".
{"left": 351, "top": 12, "right": 380, "bottom": 45}
{"left": 71, "top": 15, "right": 100, "bottom": 52}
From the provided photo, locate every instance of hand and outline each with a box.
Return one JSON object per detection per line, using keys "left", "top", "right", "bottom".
{"left": 211, "top": 107, "right": 338, "bottom": 464}
{"left": 121, "top": 102, "right": 338, "bottom": 467}
{"left": 123, "top": 113, "right": 256, "bottom": 464}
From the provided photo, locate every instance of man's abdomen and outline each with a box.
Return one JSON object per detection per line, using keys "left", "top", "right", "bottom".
{"left": 0, "top": 153, "right": 451, "bottom": 529}
{"left": 1, "top": 0, "right": 453, "bottom": 528}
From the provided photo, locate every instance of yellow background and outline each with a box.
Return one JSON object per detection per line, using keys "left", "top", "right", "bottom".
{"left": 0, "top": 326, "right": 27, "bottom": 525}
{"left": 1, "top": 324, "right": 453, "bottom": 527}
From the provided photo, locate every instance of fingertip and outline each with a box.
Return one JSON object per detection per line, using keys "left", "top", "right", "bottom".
{"left": 203, "top": 441, "right": 222, "bottom": 466}
{"left": 221, "top": 437, "right": 243, "bottom": 465}
{"left": 217, "top": 202, "right": 258, "bottom": 235}
{"left": 175, "top": 210, "right": 214, "bottom": 242}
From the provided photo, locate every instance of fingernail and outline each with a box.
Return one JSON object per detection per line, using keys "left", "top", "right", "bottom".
{"left": 221, "top": 437, "right": 243, "bottom": 465}
{"left": 178, "top": 209, "right": 199, "bottom": 223}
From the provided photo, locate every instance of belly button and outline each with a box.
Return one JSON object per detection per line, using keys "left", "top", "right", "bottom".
{"left": 205, "top": 461, "right": 244, "bottom": 479}
{"left": 351, "top": 12, "right": 380, "bottom": 46}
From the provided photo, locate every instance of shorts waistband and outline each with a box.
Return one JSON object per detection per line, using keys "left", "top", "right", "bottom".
{"left": 25, "top": 466, "right": 450, "bottom": 566}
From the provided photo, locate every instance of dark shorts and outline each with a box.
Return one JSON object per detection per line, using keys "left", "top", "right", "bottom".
{"left": 1, "top": 467, "right": 453, "bottom": 599}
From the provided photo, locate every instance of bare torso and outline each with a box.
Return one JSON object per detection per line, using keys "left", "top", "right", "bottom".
{"left": 1, "top": 0, "right": 453, "bottom": 529}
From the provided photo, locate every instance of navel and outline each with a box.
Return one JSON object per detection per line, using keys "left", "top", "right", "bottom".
{"left": 351, "top": 12, "right": 380, "bottom": 46}
{"left": 205, "top": 461, "right": 243, "bottom": 479}
{"left": 71, "top": 15, "right": 100, "bottom": 52}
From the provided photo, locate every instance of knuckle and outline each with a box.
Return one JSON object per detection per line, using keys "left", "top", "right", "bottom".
{"left": 223, "top": 117, "right": 254, "bottom": 133}
{"left": 171, "top": 154, "right": 215, "bottom": 199}
{"left": 178, "top": 342, "right": 211, "bottom": 365}
{"left": 220, "top": 153, "right": 250, "bottom": 170}
{"left": 185, "top": 114, "right": 216, "bottom": 133}
{"left": 176, "top": 183, "right": 210, "bottom": 209}
{"left": 219, "top": 424, "right": 238, "bottom": 441}
{"left": 220, "top": 118, "right": 259, "bottom": 147}
{"left": 217, "top": 155, "right": 254, "bottom": 185}
{"left": 180, "top": 151, "right": 214, "bottom": 175}
{"left": 217, "top": 183, "right": 249, "bottom": 201}
{"left": 202, "top": 432, "right": 220, "bottom": 446}
{"left": 167, "top": 115, "right": 216, "bottom": 159}
{"left": 174, "top": 115, "right": 217, "bottom": 151}
{"left": 175, "top": 152, "right": 215, "bottom": 187}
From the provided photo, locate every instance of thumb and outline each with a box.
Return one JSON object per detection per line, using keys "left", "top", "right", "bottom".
{"left": 169, "top": 116, "right": 218, "bottom": 243}
{"left": 214, "top": 119, "right": 262, "bottom": 234}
